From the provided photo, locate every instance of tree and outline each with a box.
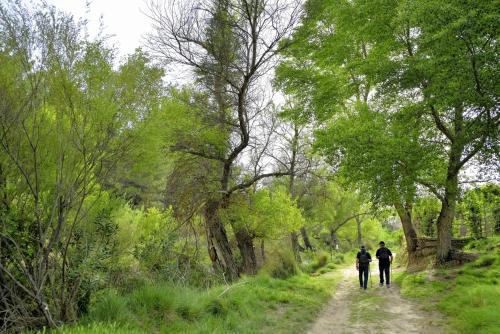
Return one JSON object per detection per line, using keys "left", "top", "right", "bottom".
{"left": 379, "top": 0, "right": 499, "bottom": 261}
{"left": 145, "top": 0, "right": 302, "bottom": 280}
{"left": 221, "top": 185, "right": 305, "bottom": 273}
{"left": 460, "top": 184, "right": 500, "bottom": 238}
{"left": 276, "top": 0, "right": 499, "bottom": 262}
{"left": 413, "top": 196, "right": 441, "bottom": 237}
{"left": 0, "top": 2, "right": 165, "bottom": 329}
{"left": 273, "top": 105, "right": 316, "bottom": 259}
{"left": 274, "top": 0, "right": 429, "bottom": 262}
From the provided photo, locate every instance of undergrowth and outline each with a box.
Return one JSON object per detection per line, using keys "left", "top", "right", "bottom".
{"left": 395, "top": 236, "right": 500, "bottom": 334}
{"left": 51, "top": 265, "right": 342, "bottom": 334}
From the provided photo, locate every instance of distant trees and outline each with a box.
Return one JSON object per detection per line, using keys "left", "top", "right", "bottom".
{"left": 459, "top": 184, "right": 500, "bottom": 238}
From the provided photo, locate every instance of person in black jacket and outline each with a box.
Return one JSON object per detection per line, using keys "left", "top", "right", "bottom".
{"left": 376, "top": 241, "right": 393, "bottom": 287}
{"left": 356, "top": 246, "right": 372, "bottom": 290}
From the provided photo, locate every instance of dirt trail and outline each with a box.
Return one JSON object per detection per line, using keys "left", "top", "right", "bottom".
{"left": 307, "top": 267, "right": 447, "bottom": 334}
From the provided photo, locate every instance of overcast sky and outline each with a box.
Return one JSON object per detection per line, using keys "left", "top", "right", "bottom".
{"left": 46, "top": 0, "right": 151, "bottom": 59}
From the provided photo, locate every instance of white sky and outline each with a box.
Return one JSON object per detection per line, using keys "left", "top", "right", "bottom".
{"left": 45, "top": 0, "right": 150, "bottom": 60}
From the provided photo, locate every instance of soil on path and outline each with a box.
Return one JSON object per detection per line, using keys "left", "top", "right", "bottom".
{"left": 307, "top": 267, "right": 448, "bottom": 334}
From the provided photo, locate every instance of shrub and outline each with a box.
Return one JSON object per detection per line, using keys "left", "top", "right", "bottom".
{"left": 333, "top": 253, "right": 345, "bottom": 264}
{"left": 305, "top": 251, "right": 330, "bottom": 273}
{"left": 263, "top": 249, "right": 298, "bottom": 279}
{"left": 88, "top": 290, "right": 130, "bottom": 324}
{"left": 205, "top": 298, "right": 228, "bottom": 316}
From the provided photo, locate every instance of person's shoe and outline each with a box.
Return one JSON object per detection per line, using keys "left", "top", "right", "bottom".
{"left": 360, "top": 286, "right": 363, "bottom": 289}
{"left": 386, "top": 284, "right": 390, "bottom": 288}
{"left": 364, "top": 287, "right": 367, "bottom": 290}
{"left": 379, "top": 283, "right": 383, "bottom": 287}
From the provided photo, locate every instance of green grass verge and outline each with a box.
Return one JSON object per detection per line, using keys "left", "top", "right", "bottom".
{"left": 394, "top": 237, "right": 500, "bottom": 334}
{"left": 52, "top": 271, "right": 341, "bottom": 334}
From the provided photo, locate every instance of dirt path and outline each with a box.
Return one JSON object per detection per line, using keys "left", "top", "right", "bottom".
{"left": 307, "top": 267, "right": 448, "bottom": 334}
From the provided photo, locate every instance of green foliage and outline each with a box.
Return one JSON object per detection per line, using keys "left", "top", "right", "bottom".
{"left": 302, "top": 251, "right": 330, "bottom": 274}
{"left": 277, "top": 0, "right": 499, "bottom": 263}
{"left": 0, "top": 2, "right": 168, "bottom": 328}
{"left": 465, "top": 236, "right": 500, "bottom": 253}
{"left": 458, "top": 184, "right": 500, "bottom": 238}
{"left": 333, "top": 253, "right": 345, "bottom": 265}
{"left": 223, "top": 186, "right": 305, "bottom": 240}
{"left": 413, "top": 196, "right": 441, "bottom": 237}
{"left": 263, "top": 249, "right": 299, "bottom": 279}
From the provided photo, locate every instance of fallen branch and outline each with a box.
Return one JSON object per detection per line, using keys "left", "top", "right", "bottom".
{"left": 217, "top": 281, "right": 248, "bottom": 298}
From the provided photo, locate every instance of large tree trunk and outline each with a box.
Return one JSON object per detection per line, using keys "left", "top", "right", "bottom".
{"left": 234, "top": 228, "right": 257, "bottom": 275}
{"left": 394, "top": 201, "right": 418, "bottom": 262}
{"left": 300, "top": 226, "right": 313, "bottom": 251}
{"left": 436, "top": 134, "right": 463, "bottom": 263}
{"left": 436, "top": 175, "right": 458, "bottom": 263}
{"left": 204, "top": 199, "right": 239, "bottom": 281}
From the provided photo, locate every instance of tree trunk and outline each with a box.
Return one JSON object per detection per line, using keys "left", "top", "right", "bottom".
{"left": 234, "top": 228, "right": 257, "bottom": 275}
{"left": 290, "top": 231, "right": 302, "bottom": 262}
{"left": 435, "top": 105, "right": 466, "bottom": 263}
{"left": 330, "top": 228, "right": 339, "bottom": 250}
{"left": 436, "top": 180, "right": 457, "bottom": 263}
{"left": 494, "top": 207, "right": 500, "bottom": 234}
{"left": 436, "top": 136, "right": 462, "bottom": 263}
{"left": 260, "top": 239, "right": 266, "bottom": 262}
{"left": 300, "top": 226, "right": 313, "bottom": 251}
{"left": 394, "top": 201, "right": 418, "bottom": 262}
{"left": 204, "top": 199, "right": 239, "bottom": 281}
{"left": 469, "top": 205, "right": 482, "bottom": 239}
{"left": 459, "top": 219, "right": 467, "bottom": 237}
{"left": 37, "top": 295, "right": 57, "bottom": 328}
{"left": 355, "top": 216, "right": 362, "bottom": 246}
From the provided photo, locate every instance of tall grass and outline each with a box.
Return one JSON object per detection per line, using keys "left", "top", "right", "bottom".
{"left": 395, "top": 237, "right": 500, "bottom": 334}
{"left": 54, "top": 268, "right": 342, "bottom": 334}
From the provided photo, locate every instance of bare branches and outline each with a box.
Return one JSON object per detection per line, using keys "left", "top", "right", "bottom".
{"left": 227, "top": 171, "right": 291, "bottom": 196}
{"left": 171, "top": 142, "right": 226, "bottom": 162}
{"left": 147, "top": 0, "right": 303, "bottom": 194}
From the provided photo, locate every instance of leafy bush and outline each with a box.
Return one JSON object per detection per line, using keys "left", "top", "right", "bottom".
{"left": 302, "top": 251, "right": 331, "bottom": 273}
{"left": 333, "top": 253, "right": 345, "bottom": 264}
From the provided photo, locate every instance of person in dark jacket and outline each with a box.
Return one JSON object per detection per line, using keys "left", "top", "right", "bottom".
{"left": 356, "top": 246, "right": 372, "bottom": 290}
{"left": 376, "top": 241, "right": 393, "bottom": 287}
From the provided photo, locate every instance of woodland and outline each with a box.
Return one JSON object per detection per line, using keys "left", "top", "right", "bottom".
{"left": 0, "top": 0, "right": 498, "bottom": 333}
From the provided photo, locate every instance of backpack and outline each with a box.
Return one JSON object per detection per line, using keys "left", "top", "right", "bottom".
{"left": 378, "top": 247, "right": 389, "bottom": 260}
{"left": 359, "top": 251, "right": 370, "bottom": 265}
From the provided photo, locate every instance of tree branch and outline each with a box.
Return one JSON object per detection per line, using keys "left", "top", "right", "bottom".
{"left": 226, "top": 171, "right": 291, "bottom": 196}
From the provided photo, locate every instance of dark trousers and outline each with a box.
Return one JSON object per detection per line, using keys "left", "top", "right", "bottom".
{"left": 379, "top": 262, "right": 390, "bottom": 285}
{"left": 359, "top": 266, "right": 369, "bottom": 289}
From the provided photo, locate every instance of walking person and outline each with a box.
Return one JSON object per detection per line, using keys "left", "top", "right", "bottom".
{"left": 356, "top": 246, "right": 372, "bottom": 290}
{"left": 376, "top": 241, "right": 393, "bottom": 288}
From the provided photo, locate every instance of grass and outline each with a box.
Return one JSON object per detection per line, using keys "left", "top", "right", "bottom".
{"left": 52, "top": 269, "right": 342, "bottom": 334}
{"left": 394, "top": 236, "right": 500, "bottom": 334}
